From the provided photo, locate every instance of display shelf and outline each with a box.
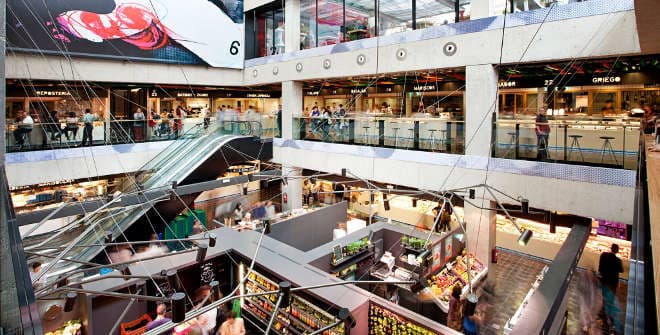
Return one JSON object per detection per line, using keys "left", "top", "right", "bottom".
{"left": 242, "top": 305, "right": 290, "bottom": 335}
{"left": 368, "top": 302, "right": 436, "bottom": 335}
{"left": 331, "top": 245, "right": 374, "bottom": 270}
{"left": 243, "top": 269, "right": 345, "bottom": 335}
{"left": 503, "top": 266, "right": 549, "bottom": 334}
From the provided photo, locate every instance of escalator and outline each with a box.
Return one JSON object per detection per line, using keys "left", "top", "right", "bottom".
{"left": 22, "top": 121, "right": 272, "bottom": 275}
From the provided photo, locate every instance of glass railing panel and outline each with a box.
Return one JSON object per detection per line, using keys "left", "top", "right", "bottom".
{"left": 292, "top": 116, "right": 465, "bottom": 154}
{"left": 493, "top": 119, "right": 640, "bottom": 170}
{"left": 6, "top": 121, "right": 106, "bottom": 152}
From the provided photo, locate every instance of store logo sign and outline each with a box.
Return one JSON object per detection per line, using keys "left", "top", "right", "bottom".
{"left": 246, "top": 93, "right": 271, "bottom": 98}
{"left": 305, "top": 91, "right": 319, "bottom": 96}
{"left": 36, "top": 90, "right": 71, "bottom": 96}
{"left": 592, "top": 76, "right": 621, "bottom": 84}
{"left": 498, "top": 81, "right": 516, "bottom": 88}
{"left": 177, "top": 92, "right": 209, "bottom": 98}
{"left": 413, "top": 85, "right": 435, "bottom": 91}
{"left": 350, "top": 88, "right": 366, "bottom": 94}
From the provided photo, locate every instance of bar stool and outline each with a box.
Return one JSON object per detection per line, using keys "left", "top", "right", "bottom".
{"left": 428, "top": 129, "right": 438, "bottom": 151}
{"left": 407, "top": 128, "right": 415, "bottom": 148}
{"left": 506, "top": 132, "right": 517, "bottom": 158}
{"left": 599, "top": 136, "right": 618, "bottom": 165}
{"left": 392, "top": 127, "right": 401, "bottom": 147}
{"left": 440, "top": 129, "right": 449, "bottom": 151}
{"left": 567, "top": 135, "right": 585, "bottom": 162}
{"left": 361, "top": 125, "right": 371, "bottom": 145}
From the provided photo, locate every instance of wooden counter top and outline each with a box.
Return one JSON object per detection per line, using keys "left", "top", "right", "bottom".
{"left": 644, "top": 135, "right": 660, "bottom": 333}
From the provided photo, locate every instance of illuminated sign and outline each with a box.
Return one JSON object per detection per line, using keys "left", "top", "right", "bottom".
{"left": 350, "top": 88, "right": 367, "bottom": 94}
{"left": 305, "top": 91, "right": 320, "bottom": 96}
{"left": 177, "top": 92, "right": 209, "bottom": 98}
{"left": 592, "top": 76, "right": 621, "bottom": 84}
{"left": 36, "top": 91, "right": 71, "bottom": 96}
{"left": 246, "top": 93, "right": 272, "bottom": 98}
{"left": 413, "top": 85, "right": 436, "bottom": 92}
{"left": 498, "top": 81, "right": 517, "bottom": 88}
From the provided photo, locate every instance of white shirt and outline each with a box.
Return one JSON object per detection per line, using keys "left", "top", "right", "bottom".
{"left": 21, "top": 115, "right": 34, "bottom": 128}
{"left": 203, "top": 308, "right": 217, "bottom": 332}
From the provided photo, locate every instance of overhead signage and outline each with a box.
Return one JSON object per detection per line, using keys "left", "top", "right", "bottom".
{"left": 36, "top": 90, "right": 72, "bottom": 96}
{"left": 246, "top": 93, "right": 272, "bottom": 98}
{"left": 177, "top": 92, "right": 209, "bottom": 98}
{"left": 350, "top": 88, "right": 367, "bottom": 94}
{"left": 7, "top": 0, "right": 245, "bottom": 68}
{"left": 413, "top": 85, "right": 436, "bottom": 92}
{"left": 305, "top": 91, "right": 320, "bottom": 96}
{"left": 591, "top": 76, "right": 622, "bottom": 84}
{"left": 498, "top": 81, "right": 517, "bottom": 88}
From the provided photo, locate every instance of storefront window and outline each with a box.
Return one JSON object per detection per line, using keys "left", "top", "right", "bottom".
{"left": 344, "top": 0, "right": 375, "bottom": 41}
{"left": 301, "top": 0, "right": 318, "bottom": 49}
{"left": 318, "top": 0, "right": 343, "bottom": 46}
{"left": 378, "top": 0, "right": 412, "bottom": 36}
{"left": 415, "top": 0, "right": 470, "bottom": 28}
{"left": 592, "top": 91, "right": 618, "bottom": 115}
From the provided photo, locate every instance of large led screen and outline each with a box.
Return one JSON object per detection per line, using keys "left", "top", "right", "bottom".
{"left": 7, "top": 0, "right": 244, "bottom": 68}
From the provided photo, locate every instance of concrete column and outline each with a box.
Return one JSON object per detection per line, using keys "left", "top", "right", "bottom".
{"left": 465, "top": 64, "right": 498, "bottom": 157}
{"left": 285, "top": 0, "right": 301, "bottom": 53}
{"left": 282, "top": 81, "right": 303, "bottom": 140}
{"left": 470, "top": 0, "right": 496, "bottom": 20}
{"left": 104, "top": 90, "right": 112, "bottom": 144}
{"left": 463, "top": 199, "right": 496, "bottom": 283}
{"left": 282, "top": 166, "right": 303, "bottom": 211}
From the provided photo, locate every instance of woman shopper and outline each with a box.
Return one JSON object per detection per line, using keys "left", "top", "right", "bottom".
{"left": 133, "top": 108, "right": 146, "bottom": 142}
{"left": 217, "top": 311, "right": 244, "bottom": 335}
{"left": 447, "top": 284, "right": 463, "bottom": 331}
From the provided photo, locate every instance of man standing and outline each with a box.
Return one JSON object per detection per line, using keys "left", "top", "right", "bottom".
{"left": 535, "top": 109, "right": 550, "bottom": 160}
{"left": 598, "top": 243, "right": 623, "bottom": 333}
{"left": 276, "top": 104, "right": 282, "bottom": 137}
{"left": 81, "top": 108, "right": 97, "bottom": 146}
{"left": 202, "top": 104, "right": 211, "bottom": 129}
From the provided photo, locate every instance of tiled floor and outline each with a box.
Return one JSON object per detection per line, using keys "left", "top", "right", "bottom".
{"left": 479, "top": 250, "right": 627, "bottom": 335}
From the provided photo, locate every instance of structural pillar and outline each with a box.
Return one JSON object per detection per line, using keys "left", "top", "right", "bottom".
{"left": 282, "top": 166, "right": 303, "bottom": 212}
{"left": 285, "top": 0, "right": 301, "bottom": 53}
{"left": 281, "top": 81, "right": 303, "bottom": 140}
{"left": 465, "top": 64, "right": 498, "bottom": 157}
{"left": 463, "top": 199, "right": 497, "bottom": 286}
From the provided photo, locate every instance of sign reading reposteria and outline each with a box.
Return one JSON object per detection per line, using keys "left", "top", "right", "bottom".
{"left": 7, "top": 0, "right": 245, "bottom": 68}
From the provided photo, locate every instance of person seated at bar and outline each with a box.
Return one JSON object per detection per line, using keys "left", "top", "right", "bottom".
{"left": 64, "top": 111, "right": 79, "bottom": 140}
{"left": 13, "top": 109, "right": 34, "bottom": 146}
{"left": 601, "top": 100, "right": 616, "bottom": 115}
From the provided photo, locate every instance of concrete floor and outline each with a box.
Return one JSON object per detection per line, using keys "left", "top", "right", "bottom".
{"left": 479, "top": 250, "right": 627, "bottom": 335}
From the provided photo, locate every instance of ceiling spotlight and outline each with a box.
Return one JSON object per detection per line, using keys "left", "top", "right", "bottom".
{"left": 196, "top": 243, "right": 209, "bottom": 264}
{"left": 464, "top": 293, "right": 479, "bottom": 316}
{"left": 208, "top": 233, "right": 217, "bottom": 248}
{"left": 242, "top": 186, "right": 248, "bottom": 195}
{"left": 264, "top": 220, "right": 272, "bottom": 235}
{"left": 469, "top": 189, "right": 475, "bottom": 199}
{"left": 521, "top": 198, "right": 529, "bottom": 214}
{"left": 167, "top": 270, "right": 179, "bottom": 291}
{"left": 64, "top": 292, "right": 77, "bottom": 312}
{"left": 518, "top": 228, "right": 533, "bottom": 246}
{"left": 171, "top": 292, "right": 187, "bottom": 323}
{"left": 279, "top": 281, "right": 292, "bottom": 308}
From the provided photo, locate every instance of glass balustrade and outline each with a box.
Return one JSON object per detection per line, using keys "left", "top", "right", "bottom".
{"left": 493, "top": 119, "right": 640, "bottom": 170}
{"left": 293, "top": 116, "right": 465, "bottom": 154}
{"left": 5, "top": 117, "right": 268, "bottom": 153}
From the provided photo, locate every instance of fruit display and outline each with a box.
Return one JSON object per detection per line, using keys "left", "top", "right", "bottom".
{"left": 45, "top": 320, "right": 82, "bottom": 335}
{"left": 369, "top": 303, "right": 437, "bottom": 335}
{"left": 243, "top": 269, "right": 345, "bottom": 335}
{"left": 426, "top": 254, "right": 488, "bottom": 311}
{"left": 428, "top": 267, "right": 463, "bottom": 300}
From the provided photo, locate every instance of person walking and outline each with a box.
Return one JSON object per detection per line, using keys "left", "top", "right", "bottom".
{"left": 81, "top": 109, "right": 97, "bottom": 146}
{"left": 599, "top": 243, "right": 624, "bottom": 333}
{"left": 447, "top": 284, "right": 463, "bottom": 331}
